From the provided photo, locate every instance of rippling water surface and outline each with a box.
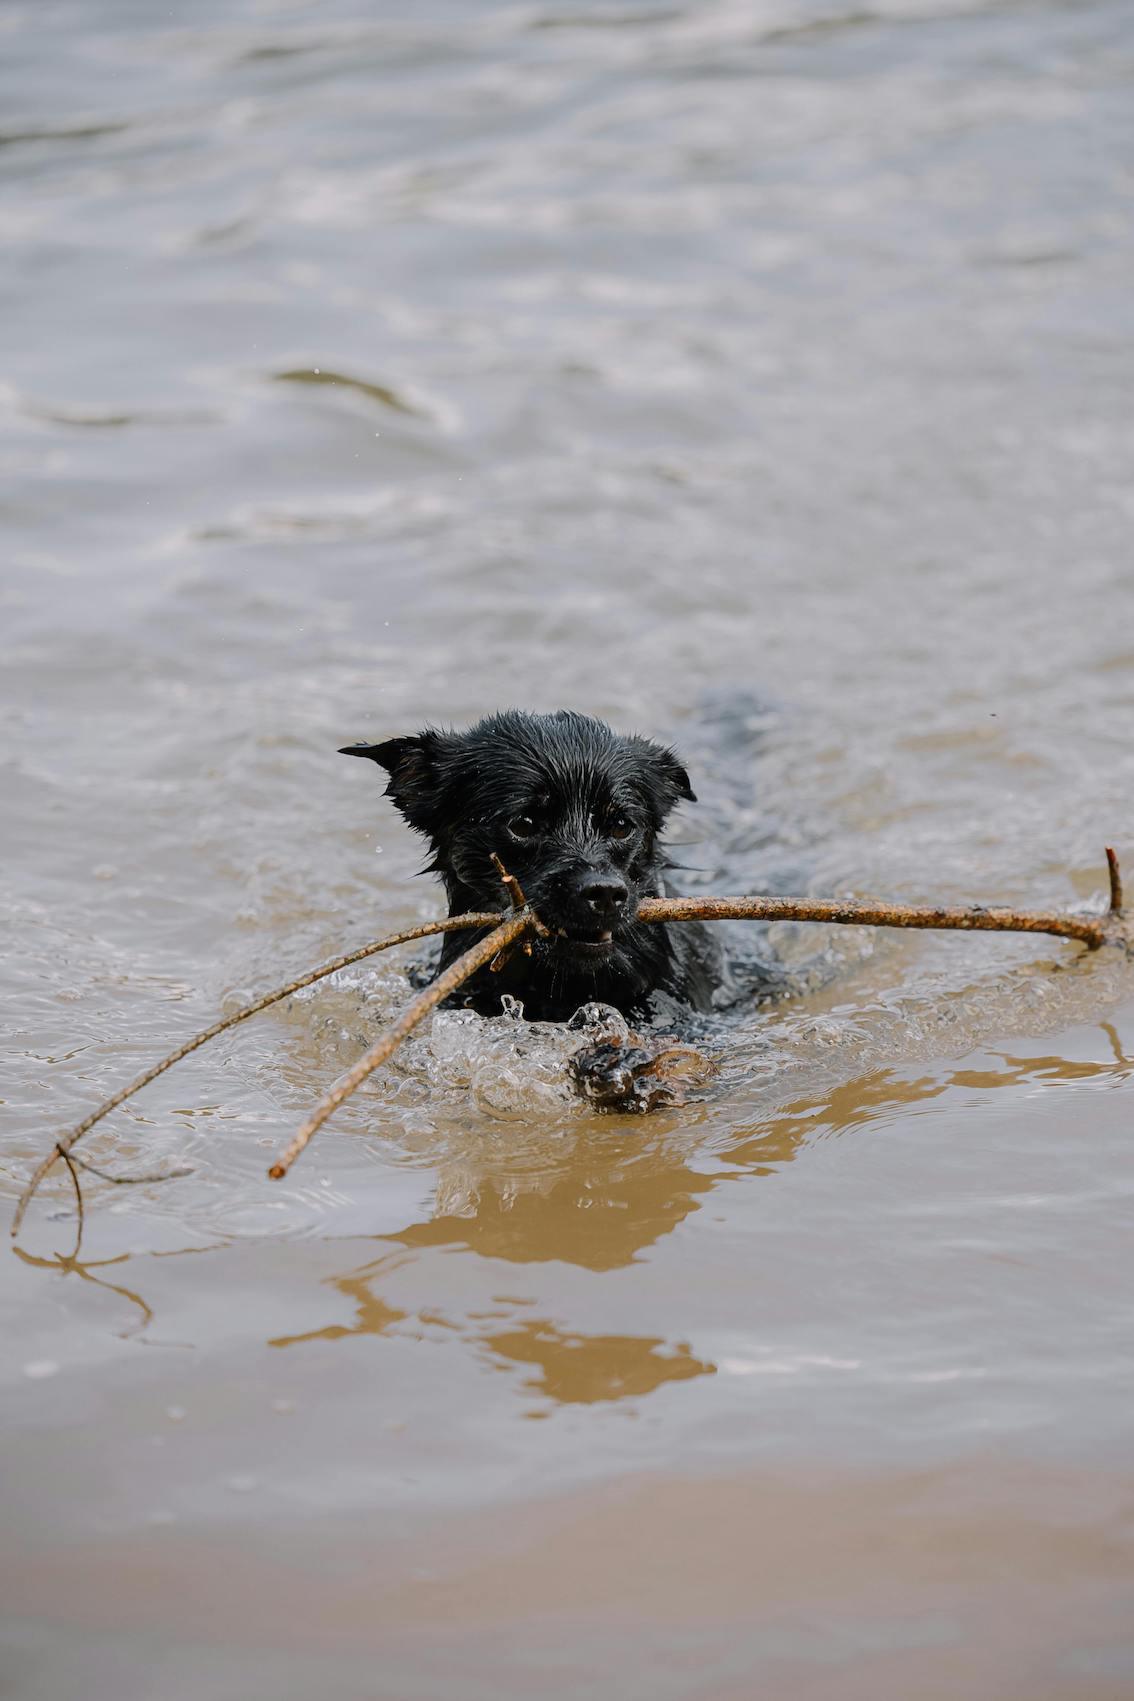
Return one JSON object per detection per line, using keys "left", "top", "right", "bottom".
{"left": 3, "top": 2, "right": 1134, "bottom": 1696}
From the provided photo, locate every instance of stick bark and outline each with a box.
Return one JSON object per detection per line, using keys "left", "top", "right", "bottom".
{"left": 1107, "top": 845, "right": 1123, "bottom": 915}
{"left": 637, "top": 893, "right": 1112, "bottom": 948}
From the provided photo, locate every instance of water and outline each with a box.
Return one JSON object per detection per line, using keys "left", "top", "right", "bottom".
{"left": 3, "top": 1, "right": 1134, "bottom": 1695}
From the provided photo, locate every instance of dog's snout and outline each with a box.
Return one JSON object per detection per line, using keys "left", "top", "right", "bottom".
{"left": 580, "top": 873, "right": 628, "bottom": 920}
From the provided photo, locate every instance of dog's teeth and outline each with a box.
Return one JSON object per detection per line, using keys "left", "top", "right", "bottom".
{"left": 556, "top": 927, "right": 568, "bottom": 937}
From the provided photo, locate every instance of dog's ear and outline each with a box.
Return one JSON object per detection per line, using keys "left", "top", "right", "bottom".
{"left": 630, "top": 739, "right": 696, "bottom": 809}
{"left": 339, "top": 737, "right": 425, "bottom": 776}
{"left": 625, "top": 736, "right": 697, "bottom": 823}
{"left": 657, "top": 748, "right": 696, "bottom": 805}
{"left": 339, "top": 732, "right": 449, "bottom": 835}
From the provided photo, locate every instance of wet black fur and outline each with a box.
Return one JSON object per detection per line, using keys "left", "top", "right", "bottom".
{"left": 341, "top": 709, "right": 718, "bottom": 1022}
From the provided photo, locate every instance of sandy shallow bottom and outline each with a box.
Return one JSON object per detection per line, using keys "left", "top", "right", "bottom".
{"left": 5, "top": 1457, "right": 1133, "bottom": 1701}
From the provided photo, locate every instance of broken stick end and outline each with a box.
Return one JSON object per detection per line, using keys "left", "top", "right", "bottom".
{"left": 1105, "top": 846, "right": 1123, "bottom": 915}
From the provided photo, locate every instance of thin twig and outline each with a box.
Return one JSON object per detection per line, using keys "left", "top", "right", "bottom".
{"left": 489, "top": 851, "right": 548, "bottom": 969}
{"left": 67, "top": 1152, "right": 194, "bottom": 1186}
{"left": 490, "top": 851, "right": 528, "bottom": 916}
{"left": 58, "top": 1149, "right": 84, "bottom": 1261}
{"left": 1106, "top": 846, "right": 1123, "bottom": 915}
{"left": 11, "top": 911, "right": 498, "bottom": 1239}
{"left": 267, "top": 911, "right": 532, "bottom": 1181}
{"left": 637, "top": 892, "right": 1114, "bottom": 949}
{"left": 490, "top": 853, "right": 549, "bottom": 934}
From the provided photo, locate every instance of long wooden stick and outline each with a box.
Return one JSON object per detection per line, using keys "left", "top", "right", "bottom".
{"left": 638, "top": 893, "right": 1111, "bottom": 948}
{"left": 267, "top": 911, "right": 531, "bottom": 1180}
{"left": 266, "top": 850, "right": 1125, "bottom": 1180}
{"left": 637, "top": 843, "right": 1125, "bottom": 948}
{"left": 13, "top": 851, "right": 1126, "bottom": 1223}
{"left": 10, "top": 912, "right": 499, "bottom": 1239}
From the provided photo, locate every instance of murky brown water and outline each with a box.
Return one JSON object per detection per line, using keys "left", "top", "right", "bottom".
{"left": 4, "top": 1, "right": 1134, "bottom": 1695}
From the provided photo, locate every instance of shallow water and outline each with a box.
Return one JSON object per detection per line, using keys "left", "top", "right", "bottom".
{"left": 3, "top": 1, "right": 1134, "bottom": 1695}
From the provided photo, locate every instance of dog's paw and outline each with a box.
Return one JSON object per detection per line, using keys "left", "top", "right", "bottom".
{"left": 568, "top": 1032, "right": 716, "bottom": 1113}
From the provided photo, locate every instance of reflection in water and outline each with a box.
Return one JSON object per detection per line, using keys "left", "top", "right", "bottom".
{"left": 11, "top": 1245, "right": 153, "bottom": 1338}
{"left": 268, "top": 1138, "right": 721, "bottom": 1394}
{"left": 953, "top": 1037, "right": 1134, "bottom": 1092}
{"left": 269, "top": 1251, "right": 409, "bottom": 1349}
{"left": 721, "top": 1067, "right": 950, "bottom": 1168}
{"left": 262, "top": 1023, "right": 1134, "bottom": 1405}
{"left": 392, "top": 1132, "right": 717, "bottom": 1271}
{"left": 482, "top": 1320, "right": 714, "bottom": 1405}
{"left": 722, "top": 1027, "right": 1134, "bottom": 1170}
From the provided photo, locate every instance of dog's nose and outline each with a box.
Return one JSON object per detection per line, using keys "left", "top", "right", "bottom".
{"left": 580, "top": 874, "right": 628, "bottom": 921}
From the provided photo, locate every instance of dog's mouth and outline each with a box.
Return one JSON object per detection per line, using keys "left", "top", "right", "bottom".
{"left": 546, "top": 925, "right": 615, "bottom": 959}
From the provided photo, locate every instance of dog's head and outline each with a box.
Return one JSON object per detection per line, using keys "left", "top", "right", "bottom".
{"left": 341, "top": 709, "right": 694, "bottom": 967}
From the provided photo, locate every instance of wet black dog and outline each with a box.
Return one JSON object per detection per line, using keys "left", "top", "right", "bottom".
{"left": 341, "top": 709, "right": 718, "bottom": 1022}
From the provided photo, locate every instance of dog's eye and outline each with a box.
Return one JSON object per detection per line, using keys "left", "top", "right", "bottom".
{"left": 607, "top": 814, "right": 633, "bottom": 841}
{"left": 507, "top": 815, "right": 538, "bottom": 842}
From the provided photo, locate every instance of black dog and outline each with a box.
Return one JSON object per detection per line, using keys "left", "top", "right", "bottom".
{"left": 341, "top": 709, "right": 718, "bottom": 1023}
